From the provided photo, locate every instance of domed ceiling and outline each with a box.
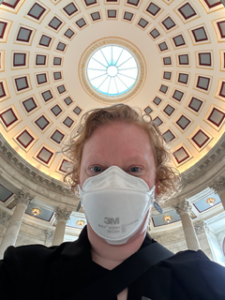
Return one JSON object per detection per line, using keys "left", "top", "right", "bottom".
{"left": 0, "top": 0, "right": 225, "bottom": 182}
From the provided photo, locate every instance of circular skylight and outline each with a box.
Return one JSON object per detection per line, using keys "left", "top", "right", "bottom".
{"left": 87, "top": 45, "right": 138, "bottom": 96}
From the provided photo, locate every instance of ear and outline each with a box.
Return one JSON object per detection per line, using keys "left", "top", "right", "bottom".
{"left": 154, "top": 179, "right": 160, "bottom": 198}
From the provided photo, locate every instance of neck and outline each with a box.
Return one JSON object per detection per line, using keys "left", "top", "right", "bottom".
{"left": 87, "top": 211, "right": 150, "bottom": 270}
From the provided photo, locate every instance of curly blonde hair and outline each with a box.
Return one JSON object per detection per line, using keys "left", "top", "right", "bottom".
{"left": 64, "top": 104, "right": 181, "bottom": 203}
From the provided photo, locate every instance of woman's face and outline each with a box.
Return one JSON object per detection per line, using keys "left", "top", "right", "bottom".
{"left": 79, "top": 121, "right": 156, "bottom": 189}
{"left": 79, "top": 121, "right": 156, "bottom": 243}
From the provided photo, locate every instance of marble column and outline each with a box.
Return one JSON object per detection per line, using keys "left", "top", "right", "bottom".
{"left": 175, "top": 200, "right": 200, "bottom": 251}
{"left": 210, "top": 177, "right": 225, "bottom": 210}
{"left": 0, "top": 191, "right": 34, "bottom": 258}
{"left": 194, "top": 220, "right": 213, "bottom": 259}
{"left": 52, "top": 207, "right": 71, "bottom": 246}
{"left": 45, "top": 229, "right": 54, "bottom": 247}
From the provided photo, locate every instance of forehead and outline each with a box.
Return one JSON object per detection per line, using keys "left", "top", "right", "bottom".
{"left": 82, "top": 121, "right": 154, "bottom": 161}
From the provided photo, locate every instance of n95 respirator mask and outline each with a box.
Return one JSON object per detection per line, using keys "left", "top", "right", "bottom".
{"left": 78, "top": 166, "right": 155, "bottom": 245}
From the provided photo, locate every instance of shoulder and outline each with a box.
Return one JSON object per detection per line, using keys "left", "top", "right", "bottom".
{"left": 0, "top": 241, "right": 74, "bottom": 271}
{"left": 163, "top": 249, "right": 225, "bottom": 299}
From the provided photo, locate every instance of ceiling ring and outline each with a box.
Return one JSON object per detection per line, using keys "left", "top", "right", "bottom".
{"left": 78, "top": 36, "right": 147, "bottom": 104}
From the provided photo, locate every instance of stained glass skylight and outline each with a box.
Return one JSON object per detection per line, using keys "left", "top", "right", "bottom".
{"left": 87, "top": 45, "right": 138, "bottom": 96}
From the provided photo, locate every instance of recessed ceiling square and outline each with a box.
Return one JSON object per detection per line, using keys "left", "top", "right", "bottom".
{"left": 192, "top": 130, "right": 210, "bottom": 148}
{"left": 163, "top": 57, "right": 172, "bottom": 65}
{"left": 28, "top": 3, "right": 46, "bottom": 20}
{"left": 64, "top": 28, "right": 75, "bottom": 38}
{"left": 208, "top": 108, "right": 225, "bottom": 127}
{"left": 51, "top": 105, "right": 62, "bottom": 116}
{"left": 198, "top": 53, "right": 211, "bottom": 66}
{"left": 39, "top": 35, "right": 52, "bottom": 47}
{"left": 91, "top": 12, "right": 101, "bottom": 21}
{"left": 178, "top": 3, "right": 196, "bottom": 20}
{"left": 173, "top": 34, "right": 185, "bottom": 47}
{"left": 188, "top": 97, "right": 203, "bottom": 112}
{"left": 48, "top": 17, "right": 62, "bottom": 30}
{"left": 158, "top": 42, "right": 168, "bottom": 51}
{"left": 178, "top": 54, "right": 189, "bottom": 65}
{"left": 172, "top": 90, "right": 184, "bottom": 101}
{"left": 0, "top": 108, "right": 18, "bottom": 127}
{"left": 64, "top": 96, "right": 73, "bottom": 106}
{"left": 57, "top": 85, "right": 66, "bottom": 94}
{"left": 16, "top": 130, "right": 34, "bottom": 148}
{"left": 144, "top": 106, "right": 152, "bottom": 114}
{"left": 63, "top": 3, "right": 78, "bottom": 16}
{"left": 146, "top": 2, "right": 161, "bottom": 16}
{"left": 22, "top": 97, "right": 37, "bottom": 113}
{"left": 176, "top": 115, "right": 191, "bottom": 129}
{"left": 15, "top": 76, "right": 29, "bottom": 91}
{"left": 35, "top": 115, "right": 50, "bottom": 130}
{"left": 163, "top": 130, "right": 175, "bottom": 143}
{"left": 153, "top": 116, "right": 163, "bottom": 126}
{"left": 150, "top": 28, "right": 160, "bottom": 39}
{"left": 16, "top": 27, "right": 32, "bottom": 42}
{"left": 124, "top": 12, "right": 133, "bottom": 21}
{"left": 0, "top": 82, "right": 6, "bottom": 98}
{"left": 54, "top": 72, "right": 62, "bottom": 80}
{"left": 63, "top": 116, "right": 74, "bottom": 128}
{"left": 192, "top": 27, "right": 208, "bottom": 42}
{"left": 41, "top": 90, "right": 53, "bottom": 102}
{"left": 162, "top": 17, "right": 176, "bottom": 30}
{"left": 138, "top": 18, "right": 148, "bottom": 28}
{"left": 51, "top": 130, "right": 65, "bottom": 144}
{"left": 197, "top": 76, "right": 210, "bottom": 90}
{"left": 37, "top": 73, "right": 47, "bottom": 85}
{"left": 36, "top": 147, "right": 53, "bottom": 164}
{"left": 164, "top": 105, "right": 175, "bottom": 116}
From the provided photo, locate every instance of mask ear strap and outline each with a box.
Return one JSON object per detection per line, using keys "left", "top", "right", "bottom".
{"left": 153, "top": 201, "right": 163, "bottom": 214}
{"left": 76, "top": 200, "right": 81, "bottom": 212}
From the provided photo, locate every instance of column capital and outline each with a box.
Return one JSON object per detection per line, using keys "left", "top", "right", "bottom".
{"left": 55, "top": 207, "right": 71, "bottom": 222}
{"left": 174, "top": 200, "right": 192, "bottom": 216}
{"left": 210, "top": 176, "right": 225, "bottom": 194}
{"left": 15, "top": 190, "right": 34, "bottom": 207}
{"left": 194, "top": 220, "right": 209, "bottom": 235}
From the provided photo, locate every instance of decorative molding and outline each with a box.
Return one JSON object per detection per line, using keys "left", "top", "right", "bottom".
{"left": 181, "top": 133, "right": 225, "bottom": 188}
{"left": 0, "top": 133, "right": 74, "bottom": 197}
{"left": 175, "top": 200, "right": 191, "bottom": 216}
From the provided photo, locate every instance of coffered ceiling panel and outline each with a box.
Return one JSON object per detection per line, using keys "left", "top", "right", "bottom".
{"left": 0, "top": 0, "right": 224, "bottom": 181}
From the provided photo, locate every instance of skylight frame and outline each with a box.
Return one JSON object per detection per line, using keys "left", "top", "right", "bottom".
{"left": 86, "top": 44, "right": 139, "bottom": 97}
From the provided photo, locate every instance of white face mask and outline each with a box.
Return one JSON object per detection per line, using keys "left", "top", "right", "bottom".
{"left": 78, "top": 166, "right": 155, "bottom": 245}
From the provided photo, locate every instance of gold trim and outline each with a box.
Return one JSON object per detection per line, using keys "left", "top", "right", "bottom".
{"left": 78, "top": 37, "right": 146, "bottom": 104}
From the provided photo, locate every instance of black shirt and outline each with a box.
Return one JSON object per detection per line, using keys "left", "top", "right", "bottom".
{"left": 89, "top": 235, "right": 153, "bottom": 300}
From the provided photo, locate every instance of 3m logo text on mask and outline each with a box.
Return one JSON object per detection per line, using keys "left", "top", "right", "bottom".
{"left": 104, "top": 217, "right": 120, "bottom": 225}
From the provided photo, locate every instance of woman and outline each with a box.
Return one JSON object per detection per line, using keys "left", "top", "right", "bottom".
{"left": 0, "top": 104, "right": 224, "bottom": 300}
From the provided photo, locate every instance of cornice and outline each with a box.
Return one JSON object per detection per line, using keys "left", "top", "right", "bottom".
{"left": 0, "top": 133, "right": 74, "bottom": 198}
{"left": 181, "top": 132, "right": 225, "bottom": 188}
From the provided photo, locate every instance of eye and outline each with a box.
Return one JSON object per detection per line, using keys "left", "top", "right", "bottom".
{"left": 87, "top": 165, "right": 104, "bottom": 175}
{"left": 130, "top": 166, "right": 140, "bottom": 173}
